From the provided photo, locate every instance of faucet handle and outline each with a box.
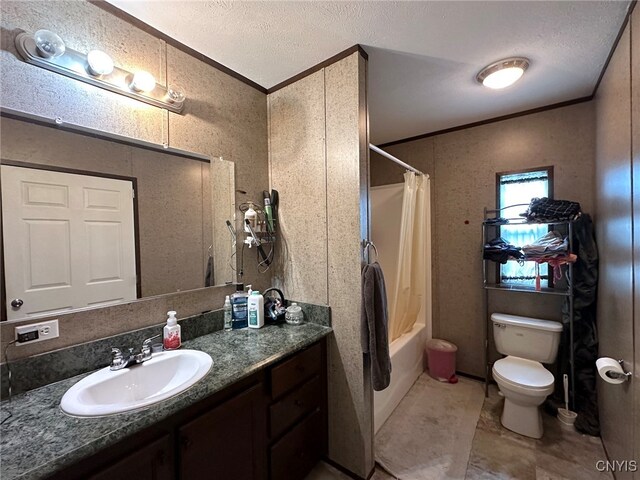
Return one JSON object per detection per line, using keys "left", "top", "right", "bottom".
{"left": 142, "top": 334, "right": 162, "bottom": 348}
{"left": 141, "top": 334, "right": 162, "bottom": 358}
{"left": 110, "top": 347, "right": 124, "bottom": 370}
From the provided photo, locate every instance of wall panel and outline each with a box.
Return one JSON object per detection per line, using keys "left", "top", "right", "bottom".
{"left": 595, "top": 26, "right": 634, "bottom": 476}
{"left": 267, "top": 52, "right": 373, "bottom": 478}
{"left": 268, "top": 71, "right": 328, "bottom": 305}
{"left": 326, "top": 53, "right": 373, "bottom": 476}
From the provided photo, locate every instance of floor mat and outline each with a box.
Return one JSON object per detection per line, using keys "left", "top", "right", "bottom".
{"left": 375, "top": 374, "right": 485, "bottom": 480}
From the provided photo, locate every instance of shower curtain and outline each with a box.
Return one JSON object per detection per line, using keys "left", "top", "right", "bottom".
{"left": 389, "top": 172, "right": 430, "bottom": 342}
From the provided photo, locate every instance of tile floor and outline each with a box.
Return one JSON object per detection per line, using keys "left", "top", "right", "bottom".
{"left": 306, "top": 374, "right": 611, "bottom": 480}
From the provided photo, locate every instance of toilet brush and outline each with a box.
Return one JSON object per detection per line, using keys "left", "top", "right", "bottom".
{"left": 557, "top": 373, "right": 577, "bottom": 428}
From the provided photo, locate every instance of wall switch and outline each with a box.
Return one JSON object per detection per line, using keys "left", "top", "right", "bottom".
{"left": 15, "top": 320, "right": 59, "bottom": 345}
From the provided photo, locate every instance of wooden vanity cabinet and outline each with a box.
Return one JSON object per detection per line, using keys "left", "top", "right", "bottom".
{"left": 86, "top": 435, "right": 174, "bottom": 480}
{"left": 268, "top": 341, "right": 328, "bottom": 480}
{"left": 178, "top": 384, "right": 266, "bottom": 480}
{"left": 47, "top": 338, "right": 327, "bottom": 480}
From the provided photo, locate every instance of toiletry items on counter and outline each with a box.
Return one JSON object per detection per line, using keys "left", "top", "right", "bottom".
{"left": 231, "top": 284, "right": 248, "bottom": 329}
{"left": 285, "top": 303, "right": 304, "bottom": 325}
{"left": 248, "top": 291, "right": 265, "bottom": 328}
{"left": 163, "top": 310, "right": 181, "bottom": 350}
{"left": 224, "top": 295, "right": 232, "bottom": 331}
{"left": 264, "top": 287, "right": 287, "bottom": 324}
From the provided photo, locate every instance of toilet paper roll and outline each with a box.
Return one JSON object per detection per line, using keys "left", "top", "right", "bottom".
{"left": 596, "top": 357, "right": 627, "bottom": 385}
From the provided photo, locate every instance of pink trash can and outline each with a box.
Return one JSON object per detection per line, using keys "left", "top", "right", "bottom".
{"left": 426, "top": 339, "right": 458, "bottom": 383}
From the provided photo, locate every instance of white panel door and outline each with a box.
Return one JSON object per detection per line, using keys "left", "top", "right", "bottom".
{"left": 2, "top": 165, "right": 137, "bottom": 320}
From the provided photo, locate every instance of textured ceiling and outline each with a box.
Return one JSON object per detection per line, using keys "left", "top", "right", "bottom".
{"left": 107, "top": 0, "right": 630, "bottom": 144}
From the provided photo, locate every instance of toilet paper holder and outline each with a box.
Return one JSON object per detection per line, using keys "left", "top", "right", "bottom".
{"left": 606, "top": 360, "right": 632, "bottom": 382}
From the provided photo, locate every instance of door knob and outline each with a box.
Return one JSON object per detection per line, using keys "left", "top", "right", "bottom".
{"left": 10, "top": 299, "right": 23, "bottom": 309}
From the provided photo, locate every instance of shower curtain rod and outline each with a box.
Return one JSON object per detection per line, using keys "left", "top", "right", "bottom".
{"left": 369, "top": 144, "right": 425, "bottom": 176}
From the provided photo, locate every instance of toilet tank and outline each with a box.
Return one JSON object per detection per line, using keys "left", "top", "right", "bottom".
{"left": 491, "top": 313, "right": 563, "bottom": 363}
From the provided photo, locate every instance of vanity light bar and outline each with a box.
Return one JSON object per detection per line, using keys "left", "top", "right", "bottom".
{"left": 14, "top": 30, "right": 185, "bottom": 113}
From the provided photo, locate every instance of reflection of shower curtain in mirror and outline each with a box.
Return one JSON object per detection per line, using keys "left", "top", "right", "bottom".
{"left": 390, "top": 172, "right": 430, "bottom": 342}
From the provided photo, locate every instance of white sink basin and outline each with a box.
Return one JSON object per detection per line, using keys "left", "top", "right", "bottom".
{"left": 60, "top": 350, "right": 212, "bottom": 417}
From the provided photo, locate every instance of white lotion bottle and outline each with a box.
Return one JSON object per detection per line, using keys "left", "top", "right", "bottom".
{"left": 163, "top": 310, "right": 182, "bottom": 350}
{"left": 247, "top": 291, "right": 264, "bottom": 329}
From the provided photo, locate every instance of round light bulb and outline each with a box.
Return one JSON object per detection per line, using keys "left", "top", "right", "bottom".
{"left": 34, "top": 29, "right": 66, "bottom": 59}
{"left": 482, "top": 67, "right": 525, "bottom": 89}
{"left": 86, "top": 50, "right": 114, "bottom": 76}
{"left": 166, "top": 85, "right": 185, "bottom": 104}
{"left": 130, "top": 71, "right": 156, "bottom": 93}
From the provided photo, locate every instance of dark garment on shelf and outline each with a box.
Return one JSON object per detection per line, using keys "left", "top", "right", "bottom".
{"left": 483, "top": 237, "right": 524, "bottom": 264}
{"left": 522, "top": 197, "right": 582, "bottom": 223}
{"left": 544, "top": 214, "right": 600, "bottom": 436}
{"left": 361, "top": 262, "right": 392, "bottom": 391}
{"left": 484, "top": 217, "right": 509, "bottom": 225}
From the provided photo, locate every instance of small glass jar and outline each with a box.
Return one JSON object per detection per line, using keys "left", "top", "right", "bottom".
{"left": 285, "top": 303, "right": 304, "bottom": 325}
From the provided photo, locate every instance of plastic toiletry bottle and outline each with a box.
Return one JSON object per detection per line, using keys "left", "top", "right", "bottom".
{"left": 231, "top": 284, "right": 248, "bottom": 329}
{"left": 244, "top": 204, "right": 257, "bottom": 233}
{"left": 223, "top": 295, "right": 232, "bottom": 331}
{"left": 163, "top": 310, "right": 181, "bottom": 350}
{"left": 248, "top": 291, "right": 265, "bottom": 329}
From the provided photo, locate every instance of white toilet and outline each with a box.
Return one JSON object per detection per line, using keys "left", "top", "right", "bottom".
{"left": 491, "top": 313, "right": 563, "bottom": 439}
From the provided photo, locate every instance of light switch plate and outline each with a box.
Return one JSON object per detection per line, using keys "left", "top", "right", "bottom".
{"left": 15, "top": 319, "right": 59, "bottom": 345}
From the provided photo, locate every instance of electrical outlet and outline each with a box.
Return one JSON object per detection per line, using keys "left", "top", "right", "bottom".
{"left": 15, "top": 319, "right": 59, "bottom": 345}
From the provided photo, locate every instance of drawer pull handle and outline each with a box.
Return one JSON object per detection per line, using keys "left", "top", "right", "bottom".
{"left": 294, "top": 399, "right": 304, "bottom": 407}
{"left": 181, "top": 436, "right": 193, "bottom": 449}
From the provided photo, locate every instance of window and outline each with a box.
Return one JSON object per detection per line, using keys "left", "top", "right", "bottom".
{"left": 497, "top": 167, "right": 553, "bottom": 287}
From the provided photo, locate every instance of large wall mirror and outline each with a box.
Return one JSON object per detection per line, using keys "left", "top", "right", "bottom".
{"left": 0, "top": 114, "right": 237, "bottom": 322}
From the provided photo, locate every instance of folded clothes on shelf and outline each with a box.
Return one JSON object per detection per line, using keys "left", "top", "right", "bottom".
{"left": 484, "top": 217, "right": 509, "bottom": 225}
{"left": 521, "top": 231, "right": 568, "bottom": 258}
{"left": 483, "top": 237, "right": 524, "bottom": 264}
{"left": 521, "top": 197, "right": 581, "bottom": 223}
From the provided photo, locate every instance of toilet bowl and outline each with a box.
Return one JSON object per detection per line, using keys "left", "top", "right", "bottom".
{"left": 492, "top": 356, "right": 554, "bottom": 439}
{"left": 491, "top": 313, "right": 562, "bottom": 439}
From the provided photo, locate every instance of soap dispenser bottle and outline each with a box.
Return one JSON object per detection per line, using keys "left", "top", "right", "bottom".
{"left": 163, "top": 310, "right": 181, "bottom": 350}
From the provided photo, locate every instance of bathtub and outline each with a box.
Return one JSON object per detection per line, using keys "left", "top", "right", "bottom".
{"left": 374, "top": 322, "right": 428, "bottom": 433}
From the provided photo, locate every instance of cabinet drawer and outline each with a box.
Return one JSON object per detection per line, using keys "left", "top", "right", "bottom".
{"left": 270, "top": 375, "right": 321, "bottom": 439}
{"left": 270, "top": 342, "right": 321, "bottom": 399}
{"left": 87, "top": 435, "right": 172, "bottom": 480}
{"left": 270, "top": 409, "right": 323, "bottom": 480}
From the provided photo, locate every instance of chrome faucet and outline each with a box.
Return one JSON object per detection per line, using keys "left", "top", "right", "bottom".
{"left": 110, "top": 334, "right": 162, "bottom": 371}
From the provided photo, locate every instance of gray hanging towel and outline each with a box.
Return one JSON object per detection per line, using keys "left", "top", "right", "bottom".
{"left": 361, "top": 262, "right": 392, "bottom": 391}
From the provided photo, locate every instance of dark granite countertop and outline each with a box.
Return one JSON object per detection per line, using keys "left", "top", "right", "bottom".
{"left": 0, "top": 323, "right": 332, "bottom": 480}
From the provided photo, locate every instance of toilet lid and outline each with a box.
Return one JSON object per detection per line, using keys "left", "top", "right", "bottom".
{"left": 493, "top": 357, "right": 554, "bottom": 389}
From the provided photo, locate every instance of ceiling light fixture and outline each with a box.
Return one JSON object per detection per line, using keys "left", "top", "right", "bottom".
{"left": 477, "top": 57, "right": 530, "bottom": 90}
{"left": 14, "top": 30, "right": 185, "bottom": 113}
{"left": 166, "top": 85, "right": 186, "bottom": 104}
{"left": 86, "top": 50, "right": 114, "bottom": 76}
{"left": 34, "top": 29, "right": 66, "bottom": 58}
{"left": 130, "top": 71, "right": 156, "bottom": 93}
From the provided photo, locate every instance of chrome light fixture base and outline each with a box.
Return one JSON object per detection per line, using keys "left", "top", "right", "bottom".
{"left": 476, "top": 57, "right": 530, "bottom": 89}
{"left": 15, "top": 31, "right": 185, "bottom": 113}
